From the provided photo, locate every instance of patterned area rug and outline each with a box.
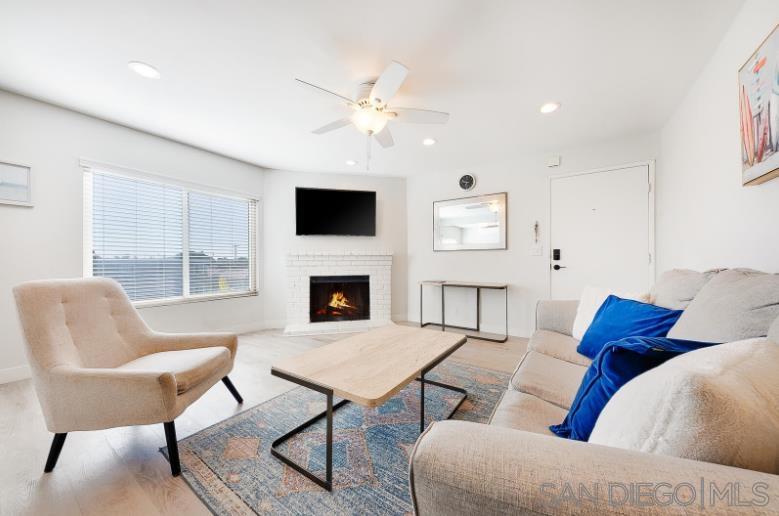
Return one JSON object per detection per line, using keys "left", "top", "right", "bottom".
{"left": 164, "top": 361, "right": 509, "bottom": 515}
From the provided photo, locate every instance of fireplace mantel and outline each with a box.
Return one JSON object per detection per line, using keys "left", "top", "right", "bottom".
{"left": 284, "top": 251, "right": 392, "bottom": 335}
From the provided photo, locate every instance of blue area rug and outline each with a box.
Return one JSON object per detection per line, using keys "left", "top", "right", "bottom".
{"left": 165, "top": 361, "right": 509, "bottom": 515}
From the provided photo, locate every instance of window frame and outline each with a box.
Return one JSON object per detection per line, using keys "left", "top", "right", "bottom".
{"left": 81, "top": 159, "right": 260, "bottom": 308}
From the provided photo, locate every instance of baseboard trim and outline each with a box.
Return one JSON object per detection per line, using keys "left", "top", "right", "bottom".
{"left": 222, "top": 321, "right": 276, "bottom": 335}
{"left": 256, "top": 319, "right": 286, "bottom": 331}
{"left": 0, "top": 364, "right": 31, "bottom": 385}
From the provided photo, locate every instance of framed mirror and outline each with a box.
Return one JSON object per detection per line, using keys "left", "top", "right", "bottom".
{"left": 433, "top": 192, "right": 507, "bottom": 251}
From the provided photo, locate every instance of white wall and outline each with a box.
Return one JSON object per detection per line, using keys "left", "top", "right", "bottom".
{"left": 262, "top": 169, "right": 407, "bottom": 328}
{"left": 0, "top": 91, "right": 265, "bottom": 383}
{"left": 408, "top": 0, "right": 779, "bottom": 337}
{"left": 656, "top": 0, "right": 779, "bottom": 273}
{"left": 406, "top": 133, "right": 659, "bottom": 338}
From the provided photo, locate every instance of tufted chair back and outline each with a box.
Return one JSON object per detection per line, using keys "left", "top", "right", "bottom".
{"left": 13, "top": 278, "right": 150, "bottom": 371}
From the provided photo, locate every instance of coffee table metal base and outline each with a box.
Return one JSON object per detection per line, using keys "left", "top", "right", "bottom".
{"left": 270, "top": 368, "right": 467, "bottom": 491}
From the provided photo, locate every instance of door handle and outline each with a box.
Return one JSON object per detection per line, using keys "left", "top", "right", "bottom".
{"left": 552, "top": 264, "right": 567, "bottom": 271}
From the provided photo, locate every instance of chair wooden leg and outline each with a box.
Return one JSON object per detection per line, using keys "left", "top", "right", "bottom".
{"left": 163, "top": 421, "right": 181, "bottom": 476}
{"left": 222, "top": 376, "right": 243, "bottom": 404}
{"left": 44, "top": 433, "right": 67, "bottom": 473}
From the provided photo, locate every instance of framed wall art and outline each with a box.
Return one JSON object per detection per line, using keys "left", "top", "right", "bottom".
{"left": 0, "top": 161, "right": 32, "bottom": 207}
{"left": 739, "top": 23, "right": 779, "bottom": 186}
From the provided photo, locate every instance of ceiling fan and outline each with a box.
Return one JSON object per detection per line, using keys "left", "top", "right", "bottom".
{"left": 295, "top": 61, "right": 449, "bottom": 153}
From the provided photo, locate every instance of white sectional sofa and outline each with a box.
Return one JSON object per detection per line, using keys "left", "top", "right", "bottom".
{"left": 409, "top": 269, "right": 779, "bottom": 515}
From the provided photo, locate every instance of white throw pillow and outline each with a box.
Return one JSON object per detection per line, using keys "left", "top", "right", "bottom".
{"left": 571, "top": 287, "right": 648, "bottom": 340}
{"left": 588, "top": 338, "right": 779, "bottom": 474}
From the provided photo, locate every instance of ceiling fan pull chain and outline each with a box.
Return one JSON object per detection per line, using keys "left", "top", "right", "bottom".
{"left": 366, "top": 133, "right": 371, "bottom": 172}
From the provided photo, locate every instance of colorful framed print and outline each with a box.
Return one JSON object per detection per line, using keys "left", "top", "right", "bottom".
{"left": 739, "top": 24, "right": 779, "bottom": 186}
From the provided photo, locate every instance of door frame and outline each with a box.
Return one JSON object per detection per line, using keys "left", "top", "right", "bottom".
{"left": 546, "top": 160, "right": 656, "bottom": 299}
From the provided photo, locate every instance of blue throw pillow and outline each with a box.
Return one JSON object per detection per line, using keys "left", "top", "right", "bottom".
{"left": 550, "top": 336, "right": 717, "bottom": 441}
{"left": 577, "top": 295, "right": 684, "bottom": 359}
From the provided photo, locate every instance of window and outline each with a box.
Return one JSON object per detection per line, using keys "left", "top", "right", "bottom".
{"left": 188, "top": 191, "right": 252, "bottom": 295}
{"left": 83, "top": 164, "right": 258, "bottom": 304}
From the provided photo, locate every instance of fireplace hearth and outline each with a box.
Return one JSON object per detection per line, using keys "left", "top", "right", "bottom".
{"left": 310, "top": 275, "right": 370, "bottom": 323}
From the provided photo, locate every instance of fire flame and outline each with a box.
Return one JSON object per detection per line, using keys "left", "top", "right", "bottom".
{"left": 328, "top": 291, "right": 355, "bottom": 310}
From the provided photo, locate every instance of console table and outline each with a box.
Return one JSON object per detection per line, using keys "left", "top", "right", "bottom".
{"left": 419, "top": 280, "right": 508, "bottom": 343}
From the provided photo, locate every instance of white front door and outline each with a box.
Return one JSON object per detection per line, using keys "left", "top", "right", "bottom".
{"left": 550, "top": 163, "right": 653, "bottom": 300}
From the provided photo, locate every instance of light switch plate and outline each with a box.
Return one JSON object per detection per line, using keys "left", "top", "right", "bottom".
{"left": 530, "top": 243, "right": 543, "bottom": 256}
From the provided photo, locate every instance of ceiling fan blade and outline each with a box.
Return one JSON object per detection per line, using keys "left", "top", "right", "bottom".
{"left": 392, "top": 107, "right": 450, "bottom": 124}
{"left": 374, "top": 127, "right": 394, "bottom": 148}
{"left": 369, "top": 61, "right": 409, "bottom": 105}
{"left": 312, "top": 118, "right": 352, "bottom": 134}
{"left": 295, "top": 78, "right": 354, "bottom": 105}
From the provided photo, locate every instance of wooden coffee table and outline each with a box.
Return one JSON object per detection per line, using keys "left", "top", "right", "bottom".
{"left": 270, "top": 324, "right": 467, "bottom": 490}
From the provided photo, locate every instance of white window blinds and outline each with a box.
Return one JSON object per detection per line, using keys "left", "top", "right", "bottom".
{"left": 84, "top": 166, "right": 257, "bottom": 304}
{"left": 188, "top": 191, "right": 255, "bottom": 296}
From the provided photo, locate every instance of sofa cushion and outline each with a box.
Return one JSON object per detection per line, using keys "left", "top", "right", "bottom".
{"left": 118, "top": 347, "right": 231, "bottom": 394}
{"left": 577, "top": 296, "right": 683, "bottom": 359}
{"left": 551, "top": 336, "right": 717, "bottom": 441}
{"left": 649, "top": 268, "right": 719, "bottom": 309}
{"left": 489, "top": 390, "right": 566, "bottom": 436}
{"left": 770, "top": 316, "right": 779, "bottom": 345}
{"left": 668, "top": 268, "right": 779, "bottom": 342}
{"left": 510, "top": 351, "right": 587, "bottom": 409}
{"left": 589, "top": 339, "right": 779, "bottom": 474}
{"left": 528, "top": 330, "right": 590, "bottom": 367}
{"left": 536, "top": 300, "right": 579, "bottom": 336}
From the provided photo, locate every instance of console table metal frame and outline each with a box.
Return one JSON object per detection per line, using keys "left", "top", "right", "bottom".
{"left": 420, "top": 281, "right": 508, "bottom": 343}
{"left": 269, "top": 339, "right": 467, "bottom": 491}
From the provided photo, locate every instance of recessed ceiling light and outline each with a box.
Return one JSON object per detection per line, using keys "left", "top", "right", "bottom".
{"left": 422, "top": 138, "right": 437, "bottom": 146}
{"left": 345, "top": 160, "right": 357, "bottom": 166}
{"left": 540, "top": 102, "right": 560, "bottom": 114}
{"left": 128, "top": 61, "right": 160, "bottom": 79}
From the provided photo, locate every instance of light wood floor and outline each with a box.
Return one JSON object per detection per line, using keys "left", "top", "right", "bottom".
{"left": 0, "top": 325, "right": 527, "bottom": 516}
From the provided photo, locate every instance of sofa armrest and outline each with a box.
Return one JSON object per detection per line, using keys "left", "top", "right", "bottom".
{"left": 141, "top": 332, "right": 238, "bottom": 359}
{"left": 535, "top": 299, "right": 578, "bottom": 336}
{"left": 410, "top": 421, "right": 778, "bottom": 515}
{"left": 40, "top": 366, "right": 178, "bottom": 432}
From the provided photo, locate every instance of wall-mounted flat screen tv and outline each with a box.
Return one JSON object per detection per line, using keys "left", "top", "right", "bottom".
{"left": 295, "top": 187, "right": 376, "bottom": 236}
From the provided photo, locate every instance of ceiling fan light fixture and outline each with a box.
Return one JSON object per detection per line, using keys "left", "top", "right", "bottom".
{"left": 352, "top": 106, "right": 389, "bottom": 134}
{"left": 540, "top": 102, "right": 560, "bottom": 114}
{"left": 128, "top": 61, "right": 160, "bottom": 79}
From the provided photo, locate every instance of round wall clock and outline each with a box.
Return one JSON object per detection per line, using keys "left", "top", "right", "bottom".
{"left": 458, "top": 174, "right": 476, "bottom": 191}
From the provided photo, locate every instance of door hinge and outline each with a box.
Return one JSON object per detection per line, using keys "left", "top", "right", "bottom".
{"left": 649, "top": 253, "right": 652, "bottom": 264}
{"left": 648, "top": 182, "right": 652, "bottom": 193}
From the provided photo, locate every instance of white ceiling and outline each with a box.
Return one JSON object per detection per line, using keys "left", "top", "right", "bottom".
{"left": 0, "top": 0, "right": 742, "bottom": 176}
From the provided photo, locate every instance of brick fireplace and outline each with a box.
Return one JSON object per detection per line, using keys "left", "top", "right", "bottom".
{"left": 284, "top": 251, "right": 392, "bottom": 334}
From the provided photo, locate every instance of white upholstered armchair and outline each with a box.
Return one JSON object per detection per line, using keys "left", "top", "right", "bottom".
{"left": 13, "top": 277, "right": 244, "bottom": 476}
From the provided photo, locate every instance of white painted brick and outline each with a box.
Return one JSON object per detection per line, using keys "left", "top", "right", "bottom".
{"left": 285, "top": 251, "right": 392, "bottom": 334}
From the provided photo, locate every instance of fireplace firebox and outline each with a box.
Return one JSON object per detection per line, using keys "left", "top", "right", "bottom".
{"left": 309, "top": 275, "right": 370, "bottom": 323}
